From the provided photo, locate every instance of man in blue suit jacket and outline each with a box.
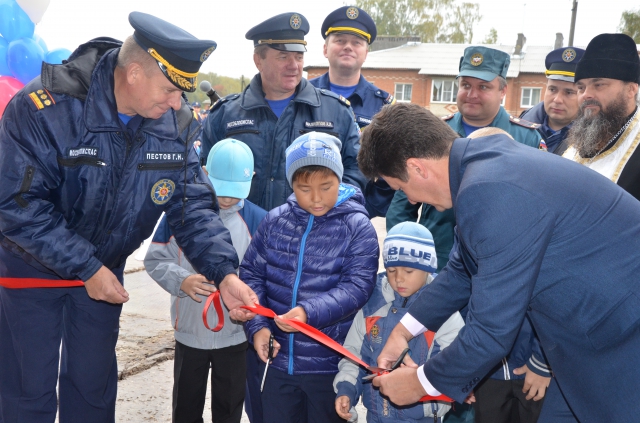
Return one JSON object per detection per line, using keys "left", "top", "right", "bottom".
{"left": 358, "top": 102, "right": 640, "bottom": 423}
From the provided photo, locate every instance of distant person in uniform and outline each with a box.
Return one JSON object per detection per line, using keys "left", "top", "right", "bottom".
{"left": 202, "top": 12, "right": 366, "bottom": 212}
{"left": 0, "top": 12, "right": 257, "bottom": 423}
{"left": 521, "top": 47, "right": 584, "bottom": 154}
{"left": 563, "top": 33, "right": 640, "bottom": 202}
{"left": 309, "top": 6, "right": 396, "bottom": 217}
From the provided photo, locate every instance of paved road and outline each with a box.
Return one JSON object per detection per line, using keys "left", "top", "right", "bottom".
{"left": 114, "top": 217, "right": 388, "bottom": 422}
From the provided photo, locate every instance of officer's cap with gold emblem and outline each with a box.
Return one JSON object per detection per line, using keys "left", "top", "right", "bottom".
{"left": 544, "top": 47, "right": 585, "bottom": 83}
{"left": 321, "top": 6, "right": 377, "bottom": 44}
{"left": 129, "top": 11, "right": 216, "bottom": 92}
{"left": 458, "top": 46, "right": 510, "bottom": 82}
{"left": 245, "top": 13, "right": 309, "bottom": 52}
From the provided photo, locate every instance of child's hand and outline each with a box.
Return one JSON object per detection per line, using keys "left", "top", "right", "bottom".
{"left": 180, "top": 274, "right": 217, "bottom": 302}
{"left": 275, "top": 306, "right": 307, "bottom": 333}
{"left": 335, "top": 396, "right": 352, "bottom": 420}
{"left": 513, "top": 364, "right": 550, "bottom": 401}
{"left": 253, "top": 328, "right": 280, "bottom": 363}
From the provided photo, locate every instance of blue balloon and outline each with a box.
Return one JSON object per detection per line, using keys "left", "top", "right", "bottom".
{"left": 0, "top": 0, "right": 35, "bottom": 42}
{"left": 0, "top": 36, "right": 10, "bottom": 76}
{"left": 45, "top": 48, "right": 71, "bottom": 65}
{"left": 32, "top": 34, "right": 47, "bottom": 54}
{"left": 7, "top": 37, "right": 43, "bottom": 84}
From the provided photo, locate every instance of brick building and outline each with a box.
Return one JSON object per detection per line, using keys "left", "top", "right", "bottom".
{"left": 305, "top": 42, "right": 555, "bottom": 118}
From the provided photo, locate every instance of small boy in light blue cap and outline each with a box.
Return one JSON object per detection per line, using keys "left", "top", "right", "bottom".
{"left": 145, "top": 138, "right": 267, "bottom": 423}
{"left": 334, "top": 222, "right": 464, "bottom": 423}
{"left": 241, "top": 131, "right": 379, "bottom": 422}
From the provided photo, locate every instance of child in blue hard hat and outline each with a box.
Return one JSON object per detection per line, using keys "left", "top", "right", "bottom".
{"left": 241, "top": 131, "right": 379, "bottom": 423}
{"left": 334, "top": 222, "right": 464, "bottom": 422}
{"left": 145, "top": 138, "right": 266, "bottom": 423}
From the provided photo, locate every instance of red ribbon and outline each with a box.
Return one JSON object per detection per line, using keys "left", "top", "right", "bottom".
{"left": 0, "top": 277, "right": 84, "bottom": 288}
{"left": 202, "top": 291, "right": 224, "bottom": 332}
{"left": 241, "top": 303, "right": 453, "bottom": 403}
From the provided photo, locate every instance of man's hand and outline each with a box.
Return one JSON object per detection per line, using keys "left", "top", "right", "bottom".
{"left": 180, "top": 274, "right": 216, "bottom": 302}
{"left": 335, "top": 395, "right": 352, "bottom": 421}
{"left": 513, "top": 364, "right": 551, "bottom": 401}
{"left": 85, "top": 265, "right": 129, "bottom": 304}
{"left": 253, "top": 327, "right": 280, "bottom": 363}
{"left": 377, "top": 323, "right": 416, "bottom": 369}
{"left": 218, "top": 273, "right": 258, "bottom": 322}
{"left": 275, "top": 306, "right": 307, "bottom": 333}
{"left": 372, "top": 366, "right": 426, "bottom": 406}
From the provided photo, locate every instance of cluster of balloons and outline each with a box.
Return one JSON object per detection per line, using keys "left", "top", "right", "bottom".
{"left": 0, "top": 0, "right": 72, "bottom": 115}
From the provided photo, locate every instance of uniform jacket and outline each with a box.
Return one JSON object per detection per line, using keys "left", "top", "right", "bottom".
{"left": 241, "top": 184, "right": 379, "bottom": 375}
{"left": 334, "top": 273, "right": 463, "bottom": 422}
{"left": 409, "top": 135, "right": 640, "bottom": 422}
{"left": 144, "top": 200, "right": 266, "bottom": 349}
{"left": 308, "top": 73, "right": 394, "bottom": 129}
{"left": 202, "top": 75, "right": 367, "bottom": 211}
{"left": 521, "top": 101, "right": 572, "bottom": 154}
{"left": 310, "top": 73, "right": 396, "bottom": 219}
{"left": 0, "top": 38, "right": 237, "bottom": 286}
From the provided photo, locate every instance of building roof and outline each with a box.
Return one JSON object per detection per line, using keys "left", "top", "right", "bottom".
{"left": 306, "top": 43, "right": 584, "bottom": 77}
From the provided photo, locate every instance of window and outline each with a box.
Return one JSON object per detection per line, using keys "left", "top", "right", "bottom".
{"left": 521, "top": 87, "right": 541, "bottom": 108}
{"left": 395, "top": 83, "right": 413, "bottom": 102}
{"left": 431, "top": 79, "right": 459, "bottom": 103}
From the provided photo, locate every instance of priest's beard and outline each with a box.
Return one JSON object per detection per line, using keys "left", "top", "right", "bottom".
{"left": 566, "top": 92, "right": 631, "bottom": 157}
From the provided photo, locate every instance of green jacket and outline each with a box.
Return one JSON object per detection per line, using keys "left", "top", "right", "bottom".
{"left": 386, "top": 107, "right": 541, "bottom": 269}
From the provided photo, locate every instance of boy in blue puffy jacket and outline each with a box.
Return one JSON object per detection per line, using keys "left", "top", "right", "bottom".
{"left": 334, "top": 222, "right": 464, "bottom": 422}
{"left": 241, "top": 132, "right": 380, "bottom": 423}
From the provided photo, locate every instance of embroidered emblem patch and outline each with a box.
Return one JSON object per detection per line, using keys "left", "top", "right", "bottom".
{"left": 370, "top": 324, "right": 382, "bottom": 344}
{"left": 470, "top": 53, "right": 483, "bottom": 66}
{"left": 290, "top": 14, "right": 302, "bottom": 29}
{"left": 200, "top": 46, "right": 216, "bottom": 62}
{"left": 346, "top": 7, "right": 359, "bottom": 19}
{"left": 151, "top": 179, "right": 175, "bottom": 205}
{"left": 562, "top": 48, "right": 577, "bottom": 62}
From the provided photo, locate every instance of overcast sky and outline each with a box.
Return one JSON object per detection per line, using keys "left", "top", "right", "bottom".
{"left": 35, "top": 0, "right": 634, "bottom": 79}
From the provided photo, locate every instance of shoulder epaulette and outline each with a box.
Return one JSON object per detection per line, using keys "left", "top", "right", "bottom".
{"left": 319, "top": 89, "right": 351, "bottom": 107}
{"left": 27, "top": 89, "right": 57, "bottom": 111}
{"left": 210, "top": 93, "right": 240, "bottom": 112}
{"left": 373, "top": 89, "right": 395, "bottom": 105}
{"left": 509, "top": 115, "right": 540, "bottom": 129}
{"left": 441, "top": 113, "right": 455, "bottom": 121}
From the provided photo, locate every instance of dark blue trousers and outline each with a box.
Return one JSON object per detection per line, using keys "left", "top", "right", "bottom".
{"left": 0, "top": 286, "right": 121, "bottom": 423}
{"left": 261, "top": 367, "right": 343, "bottom": 423}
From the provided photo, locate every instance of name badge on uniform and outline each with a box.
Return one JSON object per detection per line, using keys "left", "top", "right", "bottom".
{"left": 145, "top": 152, "right": 185, "bottom": 162}
{"left": 68, "top": 147, "right": 99, "bottom": 157}
{"left": 304, "top": 121, "right": 334, "bottom": 129}
{"left": 357, "top": 116, "right": 372, "bottom": 126}
{"left": 226, "top": 119, "right": 255, "bottom": 130}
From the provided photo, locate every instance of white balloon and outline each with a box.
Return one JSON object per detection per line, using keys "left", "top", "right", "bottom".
{"left": 15, "top": 0, "right": 51, "bottom": 25}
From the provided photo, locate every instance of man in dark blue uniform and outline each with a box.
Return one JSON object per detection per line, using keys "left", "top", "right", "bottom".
{"left": 310, "top": 6, "right": 396, "bottom": 217}
{"left": 521, "top": 47, "right": 584, "bottom": 154}
{"left": 202, "top": 13, "right": 366, "bottom": 212}
{"left": 0, "top": 12, "right": 257, "bottom": 423}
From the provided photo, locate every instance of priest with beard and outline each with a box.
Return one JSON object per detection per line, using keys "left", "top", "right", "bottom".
{"left": 563, "top": 33, "right": 640, "bottom": 200}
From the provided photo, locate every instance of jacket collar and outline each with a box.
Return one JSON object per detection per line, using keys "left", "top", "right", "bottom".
{"left": 314, "top": 73, "right": 368, "bottom": 105}
{"left": 83, "top": 49, "right": 180, "bottom": 140}
{"left": 241, "top": 73, "right": 321, "bottom": 110}
{"left": 449, "top": 106, "right": 510, "bottom": 137}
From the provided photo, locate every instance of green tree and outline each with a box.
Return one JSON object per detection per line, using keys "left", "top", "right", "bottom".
{"left": 356, "top": 0, "right": 481, "bottom": 43}
{"left": 185, "top": 72, "right": 244, "bottom": 104}
{"left": 618, "top": 8, "right": 640, "bottom": 43}
{"left": 482, "top": 28, "right": 498, "bottom": 44}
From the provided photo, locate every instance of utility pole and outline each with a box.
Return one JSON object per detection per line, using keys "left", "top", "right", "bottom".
{"left": 568, "top": 0, "right": 578, "bottom": 46}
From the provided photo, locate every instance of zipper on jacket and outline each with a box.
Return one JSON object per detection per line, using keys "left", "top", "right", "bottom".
{"left": 288, "top": 215, "right": 315, "bottom": 375}
{"left": 137, "top": 162, "right": 184, "bottom": 171}
{"left": 298, "top": 129, "right": 340, "bottom": 138}
{"left": 14, "top": 165, "right": 35, "bottom": 208}
{"left": 225, "top": 129, "right": 260, "bottom": 137}
{"left": 57, "top": 156, "right": 107, "bottom": 168}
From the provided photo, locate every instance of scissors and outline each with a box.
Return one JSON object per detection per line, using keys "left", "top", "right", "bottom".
{"left": 260, "top": 334, "right": 275, "bottom": 392}
{"left": 362, "top": 347, "right": 410, "bottom": 381}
